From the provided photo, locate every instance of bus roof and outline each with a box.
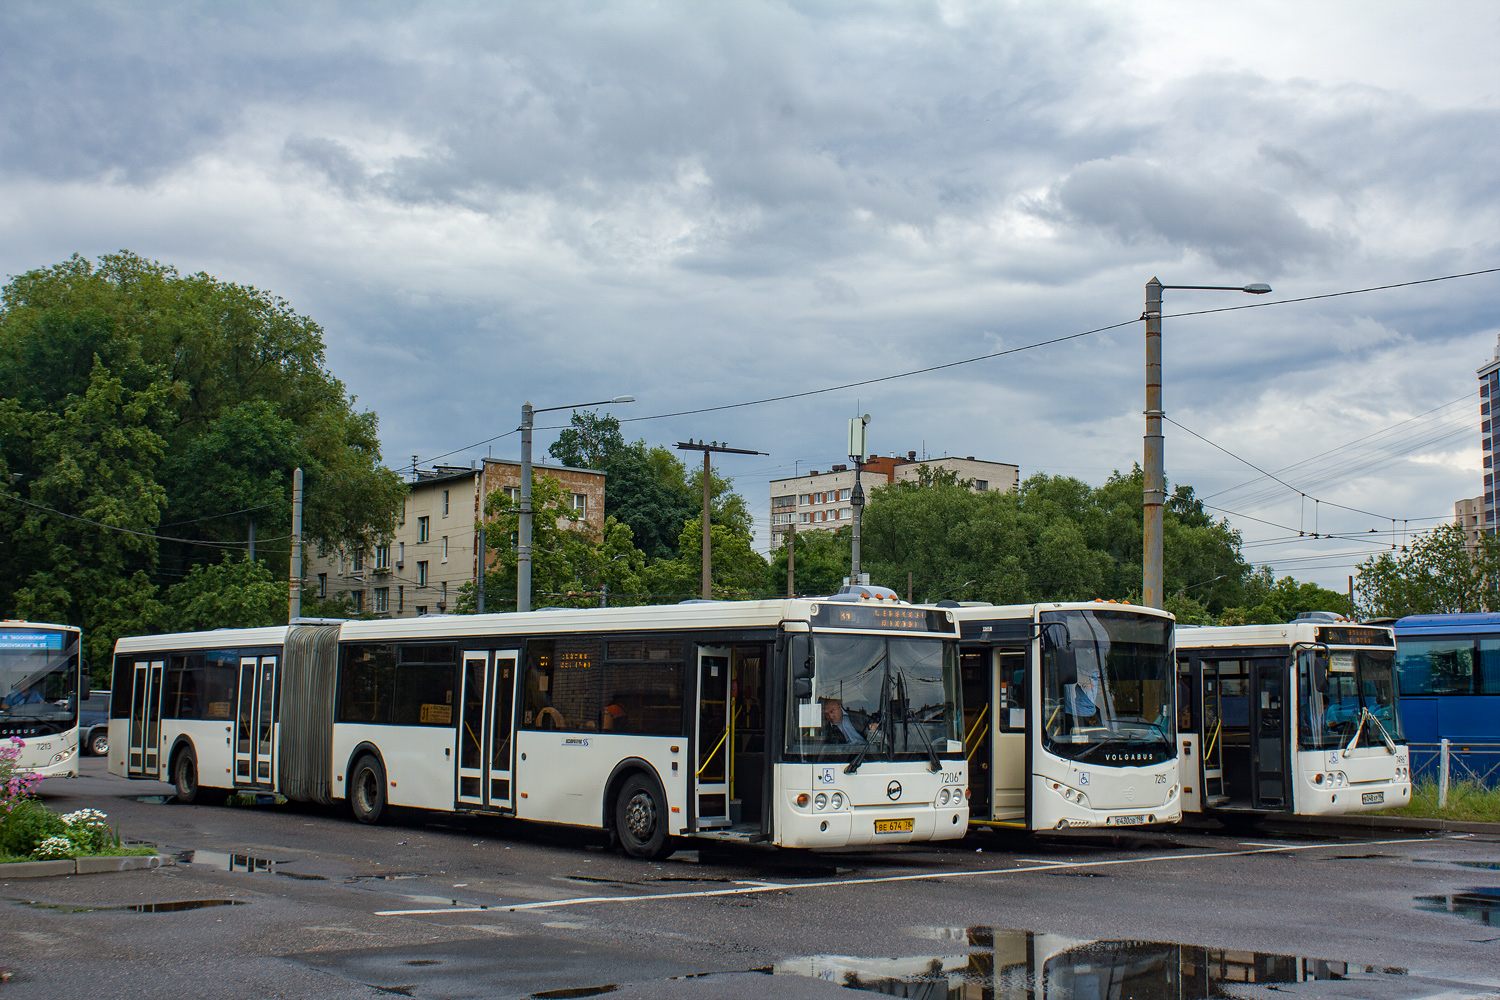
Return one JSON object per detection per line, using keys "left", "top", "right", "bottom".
{"left": 1393, "top": 612, "right": 1500, "bottom": 631}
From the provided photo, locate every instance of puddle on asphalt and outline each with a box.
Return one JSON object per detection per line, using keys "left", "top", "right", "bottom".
{"left": 1319, "top": 853, "right": 1396, "bottom": 860}
{"left": 391, "top": 892, "right": 492, "bottom": 910}
{"left": 15, "top": 898, "right": 245, "bottom": 914}
{"left": 1414, "top": 858, "right": 1500, "bottom": 871}
{"left": 531, "top": 987, "right": 618, "bottom": 999}
{"left": 131, "top": 795, "right": 177, "bottom": 805}
{"left": 560, "top": 875, "right": 643, "bottom": 886}
{"left": 403, "top": 960, "right": 442, "bottom": 967}
{"left": 344, "top": 872, "right": 428, "bottom": 883}
{"left": 765, "top": 929, "right": 1407, "bottom": 998}
{"left": 1046, "top": 871, "right": 1110, "bottom": 878}
{"left": 176, "top": 850, "right": 327, "bottom": 880}
{"left": 1414, "top": 887, "right": 1500, "bottom": 926}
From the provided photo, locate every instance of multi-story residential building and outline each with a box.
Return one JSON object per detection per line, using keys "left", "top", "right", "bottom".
{"left": 302, "top": 459, "right": 606, "bottom": 617}
{"left": 1457, "top": 495, "right": 1485, "bottom": 551}
{"left": 768, "top": 451, "right": 1019, "bottom": 549}
{"left": 1481, "top": 342, "right": 1500, "bottom": 532}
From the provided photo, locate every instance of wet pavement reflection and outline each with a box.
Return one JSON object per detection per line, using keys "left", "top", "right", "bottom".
{"left": 1414, "top": 887, "right": 1500, "bottom": 926}
{"left": 769, "top": 928, "right": 1409, "bottom": 999}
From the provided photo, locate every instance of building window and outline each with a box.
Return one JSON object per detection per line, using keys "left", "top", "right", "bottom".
{"left": 974, "top": 479, "right": 989, "bottom": 491}
{"left": 798, "top": 494, "right": 810, "bottom": 505}
{"left": 417, "top": 561, "right": 429, "bottom": 587}
{"left": 317, "top": 573, "right": 327, "bottom": 598}
{"left": 418, "top": 516, "right": 430, "bottom": 543}
{"left": 374, "top": 587, "right": 389, "bottom": 613}
{"left": 799, "top": 512, "right": 810, "bottom": 523}
{"left": 505, "top": 486, "right": 520, "bottom": 501}
{"left": 838, "top": 489, "right": 850, "bottom": 501}
{"left": 571, "top": 493, "right": 587, "bottom": 513}
{"left": 375, "top": 544, "right": 391, "bottom": 569}
{"left": 443, "top": 490, "right": 450, "bottom": 517}
{"left": 442, "top": 536, "right": 449, "bottom": 563}
{"left": 441, "top": 581, "right": 448, "bottom": 604}
{"left": 415, "top": 605, "right": 428, "bottom": 616}
{"left": 398, "top": 585, "right": 404, "bottom": 612}
{"left": 351, "top": 550, "right": 364, "bottom": 573}
{"left": 352, "top": 590, "right": 365, "bottom": 612}
{"left": 397, "top": 541, "right": 405, "bottom": 565}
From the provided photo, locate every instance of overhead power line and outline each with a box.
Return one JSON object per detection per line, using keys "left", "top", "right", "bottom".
{"left": 0, "top": 492, "right": 291, "bottom": 550}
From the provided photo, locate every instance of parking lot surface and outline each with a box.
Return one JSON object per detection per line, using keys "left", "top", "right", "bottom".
{"left": 2, "top": 759, "right": 1497, "bottom": 998}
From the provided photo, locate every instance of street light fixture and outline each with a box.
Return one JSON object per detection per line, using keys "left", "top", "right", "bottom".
{"left": 518, "top": 394, "right": 635, "bottom": 613}
{"left": 1142, "top": 278, "right": 1270, "bottom": 610}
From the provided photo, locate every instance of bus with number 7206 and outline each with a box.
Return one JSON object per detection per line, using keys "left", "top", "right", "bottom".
{"left": 108, "top": 596, "right": 969, "bottom": 857}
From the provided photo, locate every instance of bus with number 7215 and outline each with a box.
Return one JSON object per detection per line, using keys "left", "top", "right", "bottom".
{"left": 108, "top": 596, "right": 969, "bottom": 857}
{"left": 1, "top": 621, "right": 86, "bottom": 781}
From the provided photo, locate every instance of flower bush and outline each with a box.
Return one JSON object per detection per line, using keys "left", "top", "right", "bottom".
{"left": 60, "top": 808, "right": 117, "bottom": 854}
{"left": 1, "top": 738, "right": 43, "bottom": 811}
{"left": 32, "top": 835, "right": 76, "bottom": 860}
{"left": 0, "top": 739, "right": 140, "bottom": 862}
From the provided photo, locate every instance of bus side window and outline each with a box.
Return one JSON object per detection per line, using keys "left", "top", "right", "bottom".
{"left": 1176, "top": 661, "right": 1197, "bottom": 733}
{"left": 110, "top": 656, "right": 133, "bottom": 719}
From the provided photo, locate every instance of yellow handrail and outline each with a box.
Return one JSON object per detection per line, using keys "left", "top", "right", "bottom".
{"left": 966, "top": 724, "right": 989, "bottom": 763}
{"left": 963, "top": 703, "right": 989, "bottom": 749}
{"left": 1205, "top": 718, "right": 1221, "bottom": 760}
{"left": 697, "top": 704, "right": 742, "bottom": 779}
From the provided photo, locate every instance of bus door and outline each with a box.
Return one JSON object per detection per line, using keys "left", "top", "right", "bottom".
{"left": 729, "top": 646, "right": 768, "bottom": 830}
{"left": 959, "top": 648, "right": 992, "bottom": 817}
{"left": 1249, "top": 658, "right": 1288, "bottom": 809}
{"left": 695, "top": 646, "right": 732, "bottom": 829}
{"left": 1199, "top": 659, "right": 1228, "bottom": 808}
{"left": 127, "top": 659, "right": 164, "bottom": 778}
{"left": 456, "top": 650, "right": 518, "bottom": 811}
{"left": 992, "top": 649, "right": 1026, "bottom": 821}
{"left": 234, "top": 655, "right": 278, "bottom": 787}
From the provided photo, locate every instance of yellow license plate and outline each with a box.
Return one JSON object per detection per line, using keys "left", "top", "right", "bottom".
{"left": 875, "top": 818, "right": 915, "bottom": 834}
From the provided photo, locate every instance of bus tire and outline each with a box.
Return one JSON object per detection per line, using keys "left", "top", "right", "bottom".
{"left": 88, "top": 727, "right": 108, "bottom": 757}
{"left": 614, "top": 772, "right": 672, "bottom": 860}
{"left": 350, "top": 755, "right": 388, "bottom": 825}
{"left": 172, "top": 747, "right": 225, "bottom": 805}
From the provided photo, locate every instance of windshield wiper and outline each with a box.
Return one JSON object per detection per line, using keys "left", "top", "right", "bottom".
{"left": 1343, "top": 707, "right": 1397, "bottom": 756}
{"left": 894, "top": 669, "right": 942, "bottom": 772}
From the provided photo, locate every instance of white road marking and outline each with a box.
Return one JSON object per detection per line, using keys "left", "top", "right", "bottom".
{"left": 372, "top": 836, "right": 1429, "bottom": 917}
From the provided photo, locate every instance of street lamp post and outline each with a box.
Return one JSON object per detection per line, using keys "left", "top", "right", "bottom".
{"left": 1142, "top": 278, "right": 1270, "bottom": 609}
{"left": 517, "top": 394, "right": 635, "bottom": 613}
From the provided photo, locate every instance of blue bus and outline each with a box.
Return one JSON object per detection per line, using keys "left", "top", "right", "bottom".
{"left": 1391, "top": 613, "right": 1500, "bottom": 789}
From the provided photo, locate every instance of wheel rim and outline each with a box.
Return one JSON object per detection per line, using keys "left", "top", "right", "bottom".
{"left": 178, "top": 758, "right": 196, "bottom": 795}
{"left": 624, "top": 790, "right": 657, "bottom": 842}
{"left": 357, "top": 769, "right": 379, "bottom": 815}
{"left": 92, "top": 735, "right": 107, "bottom": 755}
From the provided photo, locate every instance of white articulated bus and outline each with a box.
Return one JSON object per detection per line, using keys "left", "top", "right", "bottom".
{"left": 108, "top": 597, "right": 968, "bottom": 857}
{"left": 1, "top": 621, "right": 85, "bottom": 780}
{"left": 953, "top": 602, "right": 1180, "bottom": 831}
{"left": 1175, "top": 615, "right": 1410, "bottom": 819}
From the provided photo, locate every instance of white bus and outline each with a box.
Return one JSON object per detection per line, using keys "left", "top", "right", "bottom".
{"left": 953, "top": 602, "right": 1181, "bottom": 831}
{"left": 1, "top": 621, "right": 86, "bottom": 780}
{"left": 108, "top": 597, "right": 968, "bottom": 857}
{"left": 1175, "top": 615, "right": 1410, "bottom": 819}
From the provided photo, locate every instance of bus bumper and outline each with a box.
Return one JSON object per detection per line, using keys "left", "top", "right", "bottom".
{"left": 13, "top": 745, "right": 80, "bottom": 780}
{"left": 1300, "top": 779, "right": 1410, "bottom": 815}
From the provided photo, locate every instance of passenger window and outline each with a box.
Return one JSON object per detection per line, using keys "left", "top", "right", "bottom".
{"left": 522, "top": 637, "right": 602, "bottom": 732}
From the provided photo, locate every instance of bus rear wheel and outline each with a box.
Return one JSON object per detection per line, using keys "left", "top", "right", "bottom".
{"left": 615, "top": 772, "right": 672, "bottom": 860}
{"left": 172, "top": 747, "right": 225, "bottom": 805}
{"left": 350, "top": 755, "right": 388, "bottom": 824}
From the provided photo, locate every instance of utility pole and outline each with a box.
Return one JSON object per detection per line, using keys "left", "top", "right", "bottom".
{"left": 849, "top": 414, "right": 870, "bottom": 585}
{"left": 288, "top": 467, "right": 303, "bottom": 622}
{"left": 518, "top": 402, "right": 535, "bottom": 613}
{"left": 676, "top": 440, "right": 767, "bottom": 600}
{"left": 786, "top": 521, "right": 796, "bottom": 598}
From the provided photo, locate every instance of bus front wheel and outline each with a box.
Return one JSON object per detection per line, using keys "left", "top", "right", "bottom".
{"left": 350, "top": 755, "right": 388, "bottom": 824}
{"left": 615, "top": 772, "right": 672, "bottom": 860}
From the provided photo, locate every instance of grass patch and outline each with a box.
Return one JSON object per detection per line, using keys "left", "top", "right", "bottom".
{"left": 1381, "top": 779, "right": 1500, "bottom": 823}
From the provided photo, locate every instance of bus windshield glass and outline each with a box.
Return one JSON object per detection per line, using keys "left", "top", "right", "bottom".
{"left": 1040, "top": 610, "right": 1174, "bottom": 763}
{"left": 786, "top": 633, "right": 961, "bottom": 760}
{"left": 1298, "top": 648, "right": 1404, "bottom": 749}
{"left": 0, "top": 629, "right": 81, "bottom": 735}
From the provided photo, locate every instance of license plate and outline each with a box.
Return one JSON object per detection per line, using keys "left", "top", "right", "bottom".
{"left": 1110, "top": 814, "right": 1147, "bottom": 826}
{"left": 874, "top": 818, "right": 914, "bottom": 834}
{"left": 1362, "top": 791, "right": 1384, "bottom": 805}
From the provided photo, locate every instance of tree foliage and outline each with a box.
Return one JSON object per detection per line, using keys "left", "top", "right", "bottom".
{"left": 0, "top": 252, "right": 406, "bottom": 660}
{"left": 768, "top": 526, "right": 854, "bottom": 598}
{"left": 1218, "top": 567, "right": 1352, "bottom": 625}
{"left": 1355, "top": 523, "right": 1500, "bottom": 617}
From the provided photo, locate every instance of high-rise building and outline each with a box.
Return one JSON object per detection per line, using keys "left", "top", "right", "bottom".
{"left": 1480, "top": 341, "right": 1500, "bottom": 531}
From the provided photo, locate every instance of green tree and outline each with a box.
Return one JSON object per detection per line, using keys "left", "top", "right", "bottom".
{"left": 1355, "top": 523, "right": 1500, "bottom": 616}
{"left": 547, "top": 409, "right": 625, "bottom": 471}
{"left": 163, "top": 555, "right": 288, "bottom": 633}
{"left": 0, "top": 251, "right": 406, "bottom": 658}
{"left": 1219, "top": 567, "right": 1352, "bottom": 624}
{"left": 768, "top": 526, "right": 853, "bottom": 597}
{"left": 640, "top": 515, "right": 770, "bottom": 600}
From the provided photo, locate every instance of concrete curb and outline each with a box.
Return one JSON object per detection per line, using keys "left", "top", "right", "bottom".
{"left": 1274, "top": 813, "right": 1500, "bottom": 836}
{"left": 0, "top": 855, "right": 174, "bottom": 879}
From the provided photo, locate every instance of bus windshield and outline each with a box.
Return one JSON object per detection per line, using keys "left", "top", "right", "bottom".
{"left": 0, "top": 629, "right": 81, "bottom": 736}
{"left": 1040, "top": 610, "right": 1175, "bottom": 764}
{"left": 786, "top": 633, "right": 961, "bottom": 760}
{"left": 1298, "top": 648, "right": 1404, "bottom": 750}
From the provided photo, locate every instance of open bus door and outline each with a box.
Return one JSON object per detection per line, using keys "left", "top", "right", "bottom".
{"left": 961, "top": 646, "right": 1026, "bottom": 824}
{"left": 456, "top": 650, "right": 518, "bottom": 812}
{"left": 127, "top": 659, "right": 164, "bottom": 779}
{"left": 1203, "top": 657, "right": 1288, "bottom": 810}
{"left": 695, "top": 646, "right": 732, "bottom": 828}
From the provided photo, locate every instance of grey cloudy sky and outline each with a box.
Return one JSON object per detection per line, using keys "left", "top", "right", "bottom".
{"left": 4, "top": 1, "right": 1499, "bottom": 590}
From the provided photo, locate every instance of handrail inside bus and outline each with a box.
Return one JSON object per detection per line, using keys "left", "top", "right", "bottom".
{"left": 697, "top": 704, "right": 741, "bottom": 778}
{"left": 1205, "top": 719, "right": 1221, "bottom": 760}
{"left": 963, "top": 703, "right": 989, "bottom": 759}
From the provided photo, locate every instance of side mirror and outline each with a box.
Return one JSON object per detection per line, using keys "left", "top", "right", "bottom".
{"left": 80, "top": 673, "right": 91, "bottom": 702}
{"left": 1054, "top": 647, "right": 1078, "bottom": 688}
{"left": 793, "top": 678, "right": 812, "bottom": 700}
{"left": 1312, "top": 655, "right": 1329, "bottom": 694}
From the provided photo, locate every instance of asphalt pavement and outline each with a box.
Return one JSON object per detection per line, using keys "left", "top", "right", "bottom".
{"left": 1, "top": 758, "right": 1497, "bottom": 999}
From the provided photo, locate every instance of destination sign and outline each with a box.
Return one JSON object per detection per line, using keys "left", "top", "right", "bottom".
{"left": 809, "top": 604, "right": 955, "bottom": 633}
{"left": 0, "top": 631, "right": 65, "bottom": 651}
{"left": 1316, "top": 626, "right": 1394, "bottom": 648}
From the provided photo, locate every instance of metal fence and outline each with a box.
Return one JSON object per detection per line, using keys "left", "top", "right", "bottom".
{"left": 1407, "top": 740, "right": 1500, "bottom": 810}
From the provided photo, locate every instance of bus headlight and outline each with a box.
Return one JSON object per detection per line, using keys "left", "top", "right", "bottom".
{"left": 936, "top": 788, "right": 951, "bottom": 806}
{"left": 814, "top": 792, "right": 829, "bottom": 810}
{"left": 1050, "top": 781, "right": 1089, "bottom": 809}
{"left": 830, "top": 792, "right": 844, "bottom": 810}
{"left": 51, "top": 749, "right": 74, "bottom": 764}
